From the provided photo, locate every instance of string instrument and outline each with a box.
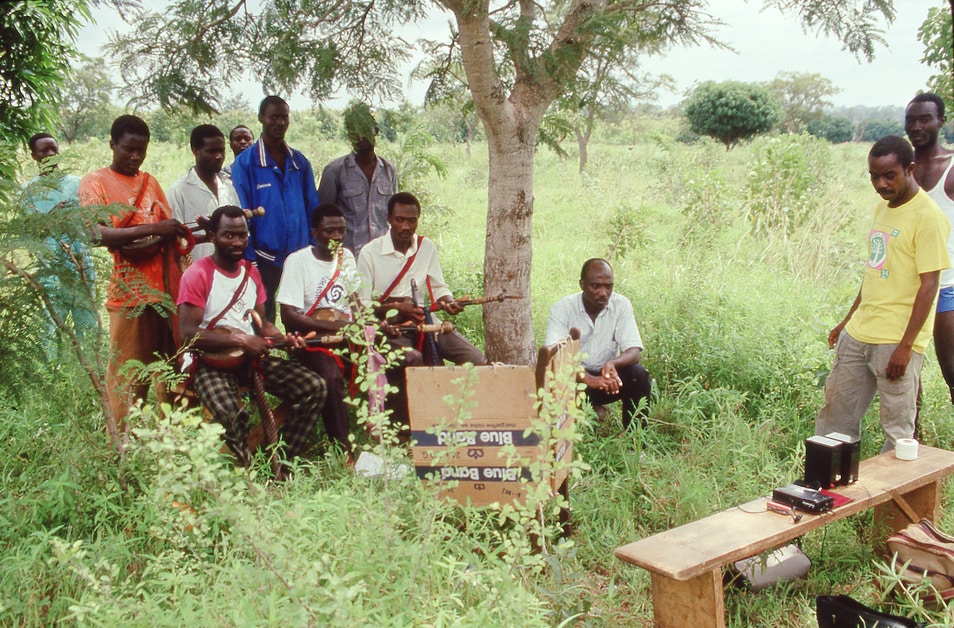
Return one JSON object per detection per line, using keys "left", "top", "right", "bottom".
{"left": 198, "top": 326, "right": 344, "bottom": 371}
{"left": 119, "top": 206, "right": 264, "bottom": 259}
{"left": 427, "top": 292, "right": 523, "bottom": 312}
{"left": 411, "top": 278, "right": 443, "bottom": 366}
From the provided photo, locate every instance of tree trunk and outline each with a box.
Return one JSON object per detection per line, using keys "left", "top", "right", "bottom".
{"left": 481, "top": 125, "right": 537, "bottom": 365}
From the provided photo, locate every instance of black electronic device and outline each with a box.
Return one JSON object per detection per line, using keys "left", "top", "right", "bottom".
{"left": 805, "top": 435, "right": 842, "bottom": 488}
{"left": 825, "top": 432, "right": 860, "bottom": 485}
{"left": 772, "top": 483, "right": 834, "bottom": 514}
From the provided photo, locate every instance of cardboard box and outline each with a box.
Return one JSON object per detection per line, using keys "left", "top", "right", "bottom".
{"left": 408, "top": 339, "right": 578, "bottom": 508}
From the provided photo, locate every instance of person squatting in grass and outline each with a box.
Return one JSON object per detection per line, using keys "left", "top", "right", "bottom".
{"left": 177, "top": 205, "right": 326, "bottom": 472}
{"left": 815, "top": 135, "right": 951, "bottom": 451}
{"left": 79, "top": 114, "right": 191, "bottom": 435}
{"left": 545, "top": 258, "right": 651, "bottom": 430}
{"left": 905, "top": 92, "right": 954, "bottom": 405}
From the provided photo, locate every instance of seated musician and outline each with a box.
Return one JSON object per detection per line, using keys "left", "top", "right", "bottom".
{"left": 177, "top": 205, "right": 327, "bottom": 472}
{"left": 357, "top": 192, "right": 487, "bottom": 366}
{"left": 276, "top": 203, "right": 359, "bottom": 451}
{"left": 545, "top": 258, "right": 651, "bottom": 430}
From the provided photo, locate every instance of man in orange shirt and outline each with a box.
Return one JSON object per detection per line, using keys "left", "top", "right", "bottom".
{"left": 80, "top": 115, "right": 190, "bottom": 439}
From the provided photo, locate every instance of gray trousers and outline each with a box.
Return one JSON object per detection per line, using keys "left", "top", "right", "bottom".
{"left": 814, "top": 330, "right": 923, "bottom": 452}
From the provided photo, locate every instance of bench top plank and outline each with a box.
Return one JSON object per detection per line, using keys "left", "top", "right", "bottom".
{"left": 614, "top": 445, "right": 954, "bottom": 581}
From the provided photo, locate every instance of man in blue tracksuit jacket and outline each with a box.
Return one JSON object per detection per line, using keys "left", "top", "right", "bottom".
{"left": 230, "top": 95, "right": 320, "bottom": 321}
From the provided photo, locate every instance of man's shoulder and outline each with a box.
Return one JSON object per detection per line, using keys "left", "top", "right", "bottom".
{"left": 550, "top": 292, "right": 581, "bottom": 313}
{"left": 166, "top": 170, "right": 193, "bottom": 194}
{"left": 324, "top": 153, "right": 350, "bottom": 171}
{"left": 79, "top": 167, "right": 110, "bottom": 185}
{"left": 181, "top": 256, "right": 215, "bottom": 287}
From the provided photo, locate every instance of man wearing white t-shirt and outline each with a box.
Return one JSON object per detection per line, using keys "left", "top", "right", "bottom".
{"left": 178, "top": 205, "right": 326, "bottom": 473}
{"left": 545, "top": 258, "right": 651, "bottom": 429}
{"left": 278, "top": 203, "right": 360, "bottom": 449}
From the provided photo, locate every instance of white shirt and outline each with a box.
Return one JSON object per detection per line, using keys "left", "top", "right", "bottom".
{"left": 544, "top": 292, "right": 643, "bottom": 370}
{"left": 167, "top": 167, "right": 241, "bottom": 260}
{"left": 276, "top": 246, "right": 358, "bottom": 319}
{"left": 356, "top": 231, "right": 452, "bottom": 305}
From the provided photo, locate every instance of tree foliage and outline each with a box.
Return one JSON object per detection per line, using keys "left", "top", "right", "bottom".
{"left": 57, "top": 55, "right": 117, "bottom": 143}
{"left": 806, "top": 114, "right": 855, "bottom": 143}
{"left": 859, "top": 117, "right": 904, "bottom": 142}
{"left": 918, "top": 4, "right": 954, "bottom": 113}
{"left": 684, "top": 81, "right": 782, "bottom": 150}
{"left": 765, "top": 71, "right": 840, "bottom": 134}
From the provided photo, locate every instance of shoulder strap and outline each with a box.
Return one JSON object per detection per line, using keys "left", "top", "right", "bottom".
{"left": 305, "top": 248, "right": 344, "bottom": 316}
{"left": 117, "top": 172, "right": 154, "bottom": 229}
{"left": 380, "top": 235, "right": 424, "bottom": 302}
{"left": 207, "top": 261, "right": 251, "bottom": 329}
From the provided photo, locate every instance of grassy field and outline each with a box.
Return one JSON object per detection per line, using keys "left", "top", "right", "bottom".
{"left": 4, "top": 119, "right": 954, "bottom": 626}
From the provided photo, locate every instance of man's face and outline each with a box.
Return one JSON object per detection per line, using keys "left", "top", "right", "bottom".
{"left": 388, "top": 202, "right": 420, "bottom": 249}
{"left": 110, "top": 133, "right": 149, "bottom": 176}
{"left": 905, "top": 101, "right": 945, "bottom": 149}
{"left": 230, "top": 127, "right": 254, "bottom": 157}
{"left": 212, "top": 215, "right": 249, "bottom": 262}
{"left": 312, "top": 216, "right": 346, "bottom": 250}
{"left": 868, "top": 153, "right": 915, "bottom": 206}
{"left": 194, "top": 135, "right": 226, "bottom": 174}
{"left": 31, "top": 137, "right": 59, "bottom": 172}
{"left": 580, "top": 262, "right": 614, "bottom": 312}
{"left": 259, "top": 103, "right": 290, "bottom": 144}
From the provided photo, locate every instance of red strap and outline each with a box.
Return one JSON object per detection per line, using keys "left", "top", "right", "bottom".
{"left": 380, "top": 235, "right": 424, "bottom": 302}
{"left": 207, "top": 261, "right": 250, "bottom": 329}
{"left": 304, "top": 248, "right": 343, "bottom": 317}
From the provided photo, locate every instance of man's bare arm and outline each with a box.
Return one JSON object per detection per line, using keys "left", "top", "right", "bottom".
{"left": 886, "top": 270, "right": 940, "bottom": 381}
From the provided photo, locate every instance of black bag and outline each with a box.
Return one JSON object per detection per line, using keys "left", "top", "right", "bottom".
{"left": 816, "top": 595, "right": 924, "bottom": 628}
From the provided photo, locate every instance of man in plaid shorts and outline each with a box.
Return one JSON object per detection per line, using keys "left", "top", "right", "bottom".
{"left": 177, "top": 205, "right": 326, "bottom": 473}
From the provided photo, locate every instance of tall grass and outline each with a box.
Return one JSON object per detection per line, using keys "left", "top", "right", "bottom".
{"left": 5, "top": 124, "right": 954, "bottom": 626}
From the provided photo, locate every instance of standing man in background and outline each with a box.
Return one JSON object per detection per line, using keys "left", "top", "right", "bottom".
{"left": 223, "top": 125, "right": 254, "bottom": 176}
{"left": 230, "top": 96, "right": 320, "bottom": 321}
{"left": 905, "top": 92, "right": 954, "bottom": 404}
{"left": 79, "top": 115, "right": 189, "bottom": 437}
{"left": 167, "top": 124, "right": 240, "bottom": 261}
{"left": 319, "top": 102, "right": 396, "bottom": 256}
{"left": 815, "top": 135, "right": 950, "bottom": 451}
{"left": 24, "top": 133, "right": 98, "bottom": 354}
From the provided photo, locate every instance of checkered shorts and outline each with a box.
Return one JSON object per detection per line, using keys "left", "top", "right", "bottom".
{"left": 192, "top": 356, "right": 326, "bottom": 462}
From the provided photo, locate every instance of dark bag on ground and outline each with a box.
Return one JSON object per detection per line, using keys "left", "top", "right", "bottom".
{"left": 816, "top": 595, "right": 924, "bottom": 628}
{"left": 885, "top": 518, "right": 954, "bottom": 603}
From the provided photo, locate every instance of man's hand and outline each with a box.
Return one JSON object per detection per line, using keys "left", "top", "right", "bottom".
{"left": 152, "top": 218, "right": 188, "bottom": 240}
{"left": 239, "top": 333, "right": 271, "bottom": 357}
{"left": 282, "top": 332, "right": 307, "bottom": 350}
{"left": 439, "top": 297, "right": 463, "bottom": 315}
{"left": 886, "top": 345, "right": 912, "bottom": 381}
{"left": 600, "top": 363, "right": 624, "bottom": 394}
{"left": 390, "top": 301, "right": 425, "bottom": 324}
{"left": 583, "top": 371, "right": 621, "bottom": 394}
{"left": 828, "top": 323, "right": 847, "bottom": 349}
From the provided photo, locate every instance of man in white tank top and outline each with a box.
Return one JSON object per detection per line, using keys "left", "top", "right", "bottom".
{"left": 906, "top": 92, "right": 954, "bottom": 403}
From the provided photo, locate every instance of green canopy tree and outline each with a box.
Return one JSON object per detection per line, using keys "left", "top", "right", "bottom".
{"left": 766, "top": 71, "right": 841, "bottom": 133}
{"left": 56, "top": 55, "right": 116, "bottom": 143}
{"left": 105, "top": 0, "right": 896, "bottom": 364}
{"left": 684, "top": 81, "right": 782, "bottom": 150}
{"left": 918, "top": 3, "right": 954, "bottom": 111}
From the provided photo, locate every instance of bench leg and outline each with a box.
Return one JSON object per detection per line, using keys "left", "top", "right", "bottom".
{"left": 874, "top": 480, "right": 942, "bottom": 538}
{"left": 650, "top": 569, "right": 725, "bottom": 628}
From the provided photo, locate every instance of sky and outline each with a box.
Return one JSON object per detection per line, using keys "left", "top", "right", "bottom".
{"left": 78, "top": 0, "right": 945, "bottom": 111}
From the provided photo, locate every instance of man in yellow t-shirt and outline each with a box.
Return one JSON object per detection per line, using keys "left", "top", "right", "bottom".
{"left": 816, "top": 135, "right": 951, "bottom": 451}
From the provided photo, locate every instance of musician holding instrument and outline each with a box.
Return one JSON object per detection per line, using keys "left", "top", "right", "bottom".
{"left": 545, "top": 258, "right": 651, "bottom": 430}
{"left": 357, "top": 192, "right": 487, "bottom": 366}
{"left": 167, "top": 125, "right": 241, "bottom": 261}
{"left": 79, "top": 115, "right": 191, "bottom": 434}
{"left": 178, "top": 205, "right": 326, "bottom": 471}
{"left": 276, "top": 203, "right": 360, "bottom": 450}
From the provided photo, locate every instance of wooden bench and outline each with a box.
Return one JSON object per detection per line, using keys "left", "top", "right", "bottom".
{"left": 614, "top": 445, "right": 954, "bottom": 628}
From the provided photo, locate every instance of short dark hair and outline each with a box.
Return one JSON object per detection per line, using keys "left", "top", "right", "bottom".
{"left": 110, "top": 115, "right": 150, "bottom": 144}
{"left": 311, "top": 203, "right": 344, "bottom": 229}
{"left": 229, "top": 125, "right": 253, "bottom": 141}
{"left": 387, "top": 192, "right": 421, "bottom": 216}
{"left": 28, "top": 133, "right": 54, "bottom": 152}
{"left": 190, "top": 124, "right": 224, "bottom": 151}
{"left": 870, "top": 135, "right": 915, "bottom": 168}
{"left": 209, "top": 205, "right": 247, "bottom": 233}
{"left": 580, "top": 258, "right": 612, "bottom": 282}
{"left": 258, "top": 95, "right": 289, "bottom": 117}
{"left": 910, "top": 92, "right": 946, "bottom": 119}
